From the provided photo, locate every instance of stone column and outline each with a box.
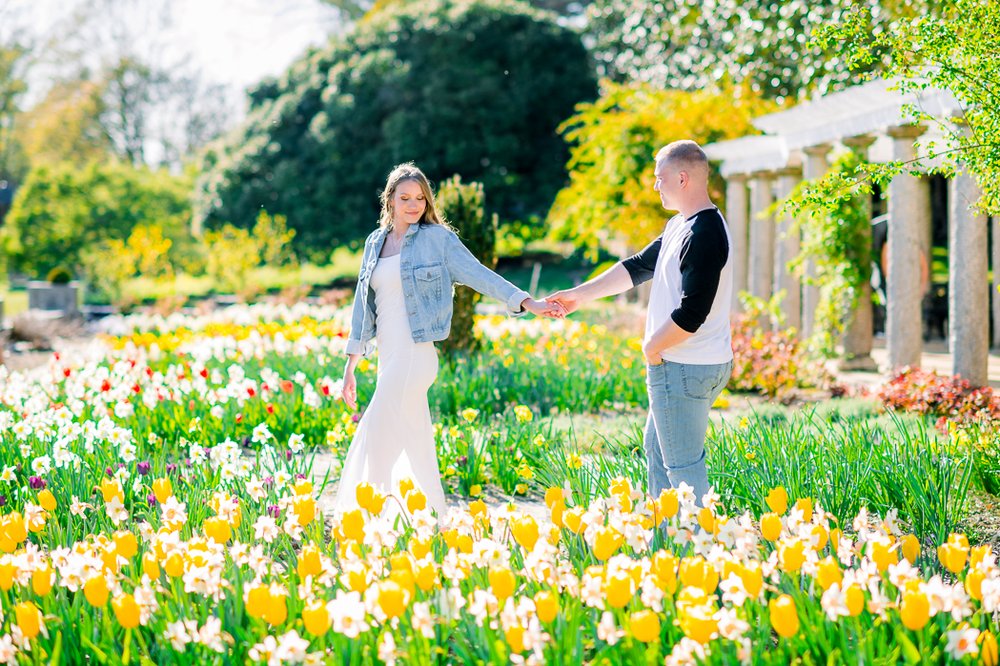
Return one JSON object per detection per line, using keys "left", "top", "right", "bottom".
{"left": 748, "top": 172, "right": 775, "bottom": 302}
{"left": 725, "top": 174, "right": 749, "bottom": 311}
{"left": 840, "top": 135, "right": 878, "bottom": 370}
{"left": 886, "top": 124, "right": 928, "bottom": 370}
{"left": 773, "top": 167, "right": 802, "bottom": 331}
{"left": 801, "top": 144, "right": 831, "bottom": 338}
{"left": 949, "top": 169, "right": 989, "bottom": 386}
{"left": 993, "top": 216, "right": 1000, "bottom": 349}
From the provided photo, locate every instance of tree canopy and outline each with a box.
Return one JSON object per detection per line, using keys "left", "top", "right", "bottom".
{"left": 195, "top": 0, "right": 596, "bottom": 258}
{"left": 547, "top": 84, "right": 775, "bottom": 255}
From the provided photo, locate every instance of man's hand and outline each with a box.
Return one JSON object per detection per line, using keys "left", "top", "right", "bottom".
{"left": 544, "top": 288, "right": 582, "bottom": 315}
{"left": 642, "top": 342, "right": 663, "bottom": 366}
{"left": 341, "top": 367, "right": 358, "bottom": 410}
{"left": 522, "top": 298, "right": 566, "bottom": 318}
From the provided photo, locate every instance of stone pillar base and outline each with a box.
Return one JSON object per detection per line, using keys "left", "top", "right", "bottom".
{"left": 838, "top": 354, "right": 879, "bottom": 372}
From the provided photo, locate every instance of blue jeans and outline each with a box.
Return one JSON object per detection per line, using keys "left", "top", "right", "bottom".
{"left": 644, "top": 360, "right": 733, "bottom": 505}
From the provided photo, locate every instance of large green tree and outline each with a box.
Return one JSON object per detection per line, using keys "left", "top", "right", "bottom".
{"left": 195, "top": 0, "right": 596, "bottom": 258}
{"left": 1, "top": 161, "right": 192, "bottom": 278}
{"left": 792, "top": 0, "right": 1000, "bottom": 215}
{"left": 582, "top": 0, "right": 946, "bottom": 101}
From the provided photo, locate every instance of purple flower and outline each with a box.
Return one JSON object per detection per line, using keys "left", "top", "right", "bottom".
{"left": 147, "top": 494, "right": 157, "bottom": 506}
{"left": 29, "top": 476, "right": 45, "bottom": 490}
{"left": 166, "top": 463, "right": 178, "bottom": 474}
{"left": 295, "top": 473, "right": 306, "bottom": 480}
{"left": 457, "top": 456, "right": 468, "bottom": 466}
{"left": 0, "top": 495, "right": 6, "bottom": 507}
{"left": 351, "top": 413, "right": 361, "bottom": 424}
{"left": 105, "top": 467, "right": 114, "bottom": 477}
{"left": 242, "top": 436, "right": 252, "bottom": 447}
{"left": 285, "top": 450, "right": 293, "bottom": 461}
{"left": 137, "top": 461, "right": 151, "bottom": 475}
{"left": 268, "top": 504, "right": 280, "bottom": 519}
{"left": 263, "top": 476, "right": 274, "bottom": 488}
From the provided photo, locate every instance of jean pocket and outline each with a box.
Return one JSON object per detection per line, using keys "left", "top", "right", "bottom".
{"left": 680, "top": 364, "right": 728, "bottom": 400}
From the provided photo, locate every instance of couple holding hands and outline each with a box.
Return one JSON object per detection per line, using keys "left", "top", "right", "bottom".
{"left": 336, "top": 140, "right": 733, "bottom": 517}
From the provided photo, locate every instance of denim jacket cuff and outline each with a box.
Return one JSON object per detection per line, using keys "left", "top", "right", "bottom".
{"left": 506, "top": 289, "right": 531, "bottom": 317}
{"left": 345, "top": 338, "right": 374, "bottom": 357}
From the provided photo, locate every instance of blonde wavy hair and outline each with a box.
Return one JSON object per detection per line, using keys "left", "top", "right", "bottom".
{"left": 378, "top": 163, "right": 448, "bottom": 229}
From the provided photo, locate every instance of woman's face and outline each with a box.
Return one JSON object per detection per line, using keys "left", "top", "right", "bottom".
{"left": 392, "top": 179, "right": 427, "bottom": 225}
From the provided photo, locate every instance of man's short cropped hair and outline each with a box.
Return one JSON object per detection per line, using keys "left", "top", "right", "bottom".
{"left": 655, "top": 140, "right": 709, "bottom": 174}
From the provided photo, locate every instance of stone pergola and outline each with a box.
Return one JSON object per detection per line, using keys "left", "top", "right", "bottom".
{"left": 705, "top": 78, "right": 995, "bottom": 386}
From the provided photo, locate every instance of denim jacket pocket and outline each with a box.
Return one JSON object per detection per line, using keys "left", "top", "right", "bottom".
{"left": 414, "top": 263, "right": 445, "bottom": 302}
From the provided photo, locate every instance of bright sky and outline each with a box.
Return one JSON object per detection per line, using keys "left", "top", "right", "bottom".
{"left": 12, "top": 0, "right": 344, "bottom": 107}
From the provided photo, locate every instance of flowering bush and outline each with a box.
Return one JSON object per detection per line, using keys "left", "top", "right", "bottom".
{"left": 728, "top": 314, "right": 831, "bottom": 398}
{"left": 878, "top": 368, "right": 1000, "bottom": 427}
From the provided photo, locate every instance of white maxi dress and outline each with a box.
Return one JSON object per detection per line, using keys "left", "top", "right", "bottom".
{"left": 334, "top": 253, "right": 448, "bottom": 516}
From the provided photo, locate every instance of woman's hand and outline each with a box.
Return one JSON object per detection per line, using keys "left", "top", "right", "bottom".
{"left": 342, "top": 367, "right": 358, "bottom": 410}
{"left": 521, "top": 298, "right": 566, "bottom": 318}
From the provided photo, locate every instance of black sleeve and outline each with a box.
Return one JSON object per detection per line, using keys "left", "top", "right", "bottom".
{"left": 620, "top": 236, "right": 662, "bottom": 287}
{"left": 670, "top": 215, "right": 729, "bottom": 333}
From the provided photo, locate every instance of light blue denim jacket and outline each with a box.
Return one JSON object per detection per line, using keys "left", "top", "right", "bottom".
{"left": 345, "top": 223, "right": 530, "bottom": 356}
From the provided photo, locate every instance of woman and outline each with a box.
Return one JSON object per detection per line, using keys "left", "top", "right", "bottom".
{"left": 335, "top": 163, "right": 562, "bottom": 517}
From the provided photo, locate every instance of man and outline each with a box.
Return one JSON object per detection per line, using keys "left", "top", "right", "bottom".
{"left": 546, "top": 140, "right": 733, "bottom": 506}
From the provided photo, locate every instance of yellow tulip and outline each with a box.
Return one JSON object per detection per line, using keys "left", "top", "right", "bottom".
{"left": 605, "top": 572, "right": 635, "bottom": 608}
{"left": 739, "top": 562, "right": 764, "bottom": 599}
{"left": 142, "top": 552, "right": 160, "bottom": 579}
{"left": 965, "top": 568, "right": 985, "bottom": 601}
{"left": 298, "top": 545, "right": 323, "bottom": 579}
{"left": 656, "top": 489, "right": 680, "bottom": 521}
{"left": 845, "top": 584, "right": 865, "bottom": 617}
{"left": 563, "top": 507, "right": 585, "bottom": 534}
{"left": 793, "top": 497, "right": 813, "bottom": 523}
{"left": 32, "top": 564, "right": 53, "bottom": 596}
{"left": 697, "top": 507, "right": 715, "bottom": 533}
{"left": 489, "top": 568, "right": 516, "bottom": 601}
{"left": 293, "top": 479, "right": 313, "bottom": 496}
{"left": 389, "top": 569, "right": 415, "bottom": 599}
{"left": 204, "top": 517, "right": 232, "bottom": 544}
{"left": 769, "top": 594, "right": 799, "bottom": 638}
{"left": 979, "top": 631, "right": 999, "bottom": 666}
{"left": 592, "top": 526, "right": 624, "bottom": 561}
{"left": 152, "top": 478, "right": 172, "bottom": 504}
{"left": 398, "top": 478, "right": 415, "bottom": 497}
{"left": 339, "top": 509, "right": 365, "bottom": 542}
{"left": 971, "top": 545, "right": 992, "bottom": 569}
{"left": 113, "top": 531, "right": 138, "bottom": 559}
{"left": 264, "top": 591, "right": 287, "bottom": 626}
{"left": 510, "top": 515, "right": 540, "bottom": 552}
{"left": 679, "top": 557, "right": 719, "bottom": 595}
{"left": 377, "top": 580, "right": 408, "bottom": 619}
{"left": 830, "top": 528, "right": 842, "bottom": 553}
{"left": 112, "top": 594, "right": 141, "bottom": 629}
{"left": 779, "top": 540, "right": 806, "bottom": 573}
{"left": 355, "top": 482, "right": 375, "bottom": 511}
{"left": 14, "top": 601, "right": 42, "bottom": 640}
{"left": 765, "top": 486, "right": 788, "bottom": 514}
{"left": 899, "top": 590, "right": 930, "bottom": 631}
{"left": 410, "top": 537, "right": 432, "bottom": 560}
{"left": 760, "top": 512, "right": 782, "bottom": 541}
{"left": 405, "top": 490, "right": 427, "bottom": 513}
{"left": 901, "top": 534, "right": 920, "bottom": 564}
{"left": 164, "top": 552, "right": 184, "bottom": 578}
{"left": 37, "top": 489, "right": 57, "bottom": 512}
{"left": 630, "top": 610, "right": 660, "bottom": 642}
{"left": 100, "top": 478, "right": 124, "bottom": 504}
{"left": 302, "top": 601, "right": 331, "bottom": 635}
{"left": 84, "top": 576, "right": 110, "bottom": 607}
{"left": 505, "top": 625, "right": 525, "bottom": 654}
{"left": 0, "top": 560, "right": 16, "bottom": 591}
{"left": 415, "top": 562, "right": 437, "bottom": 592}
{"left": 870, "top": 540, "right": 898, "bottom": 573}
{"left": 247, "top": 584, "right": 270, "bottom": 619}
{"left": 816, "top": 556, "right": 842, "bottom": 592}
{"left": 534, "top": 591, "right": 558, "bottom": 623}
{"left": 652, "top": 551, "right": 678, "bottom": 594}
{"left": 938, "top": 540, "right": 968, "bottom": 574}
{"left": 293, "top": 496, "right": 317, "bottom": 526}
